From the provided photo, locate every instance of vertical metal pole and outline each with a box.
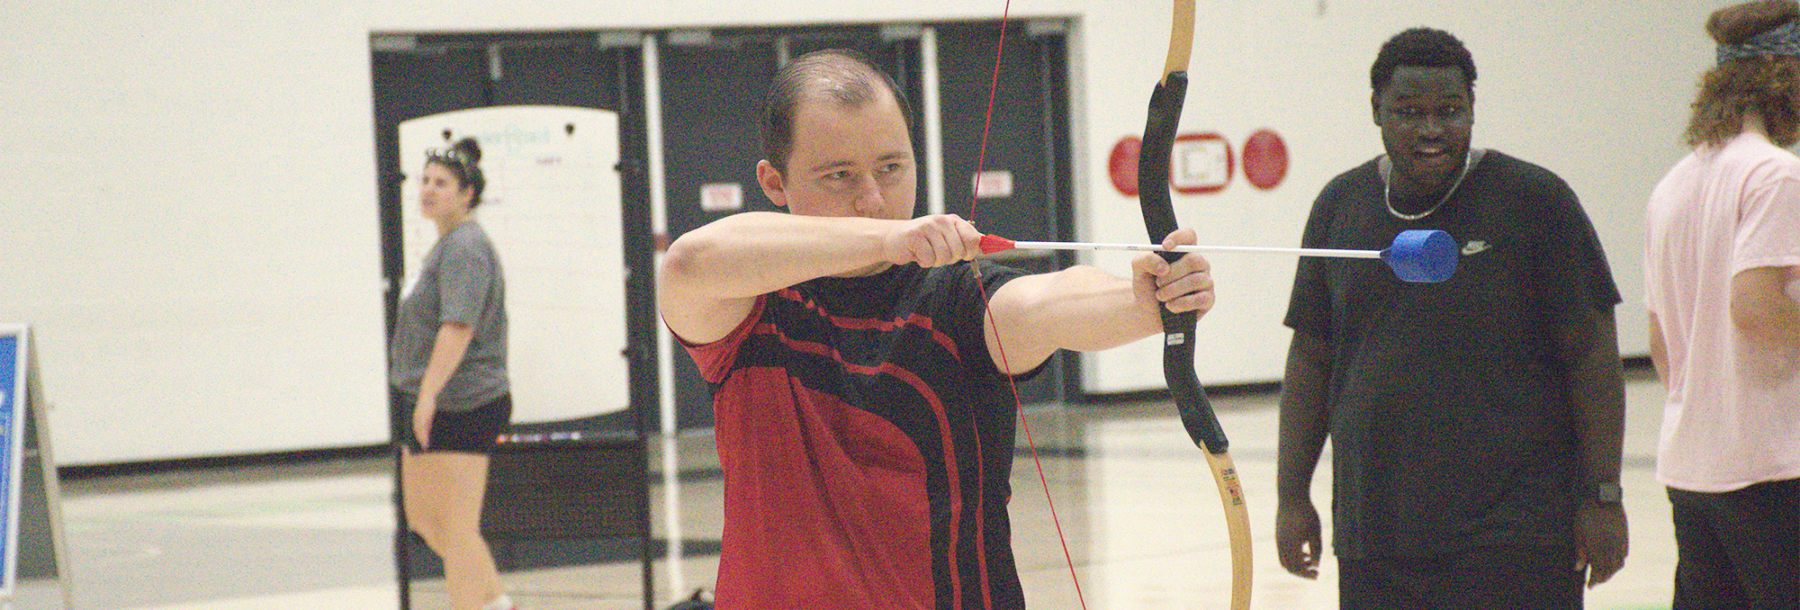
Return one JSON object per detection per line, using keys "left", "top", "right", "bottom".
{"left": 641, "top": 32, "right": 681, "bottom": 608}
{"left": 921, "top": 27, "right": 946, "bottom": 217}
{"left": 393, "top": 390, "right": 410, "bottom": 610}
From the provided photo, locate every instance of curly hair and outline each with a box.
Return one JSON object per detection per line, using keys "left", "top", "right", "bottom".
{"left": 1370, "top": 28, "right": 1477, "bottom": 95}
{"left": 1687, "top": 0, "right": 1800, "bottom": 148}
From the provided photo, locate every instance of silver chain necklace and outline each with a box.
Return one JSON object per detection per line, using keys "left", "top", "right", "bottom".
{"left": 1381, "top": 149, "right": 1483, "bottom": 221}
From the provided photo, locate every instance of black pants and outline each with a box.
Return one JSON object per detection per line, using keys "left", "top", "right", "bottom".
{"left": 1669, "top": 478, "right": 1800, "bottom": 610}
{"left": 1339, "top": 545, "right": 1583, "bottom": 610}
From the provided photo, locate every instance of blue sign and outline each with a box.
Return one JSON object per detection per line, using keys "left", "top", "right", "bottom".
{"left": 0, "top": 333, "right": 16, "bottom": 592}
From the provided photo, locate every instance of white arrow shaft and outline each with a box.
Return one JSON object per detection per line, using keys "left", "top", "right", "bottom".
{"left": 1003, "top": 240, "right": 1384, "bottom": 259}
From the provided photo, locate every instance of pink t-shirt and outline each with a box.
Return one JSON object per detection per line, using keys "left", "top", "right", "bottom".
{"left": 1645, "top": 131, "right": 1800, "bottom": 492}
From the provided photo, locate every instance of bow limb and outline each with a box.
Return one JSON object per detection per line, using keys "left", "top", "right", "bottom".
{"left": 1136, "top": 2, "right": 1252, "bottom": 608}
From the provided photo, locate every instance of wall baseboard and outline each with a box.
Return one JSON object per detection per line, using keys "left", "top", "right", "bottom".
{"left": 62, "top": 444, "right": 389, "bottom": 482}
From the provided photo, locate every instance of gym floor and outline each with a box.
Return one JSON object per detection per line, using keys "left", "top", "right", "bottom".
{"left": 51, "top": 368, "right": 1678, "bottom": 610}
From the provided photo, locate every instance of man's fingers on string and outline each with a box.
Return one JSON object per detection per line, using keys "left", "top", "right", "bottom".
{"left": 913, "top": 242, "right": 941, "bottom": 267}
{"left": 949, "top": 228, "right": 978, "bottom": 262}
{"left": 925, "top": 232, "right": 953, "bottom": 266}
{"left": 954, "top": 218, "right": 984, "bottom": 254}
{"left": 925, "top": 216, "right": 978, "bottom": 265}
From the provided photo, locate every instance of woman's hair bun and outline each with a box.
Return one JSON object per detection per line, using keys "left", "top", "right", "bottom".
{"left": 452, "top": 137, "right": 483, "bottom": 164}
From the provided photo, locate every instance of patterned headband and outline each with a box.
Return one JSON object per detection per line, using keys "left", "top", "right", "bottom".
{"left": 1718, "top": 19, "right": 1800, "bottom": 63}
{"left": 425, "top": 147, "right": 470, "bottom": 167}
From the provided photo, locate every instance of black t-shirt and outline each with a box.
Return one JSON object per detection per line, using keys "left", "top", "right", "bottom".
{"left": 1284, "top": 151, "right": 1621, "bottom": 559}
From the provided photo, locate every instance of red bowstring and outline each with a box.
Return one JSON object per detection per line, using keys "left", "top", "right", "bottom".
{"left": 963, "top": 3, "right": 1090, "bottom": 608}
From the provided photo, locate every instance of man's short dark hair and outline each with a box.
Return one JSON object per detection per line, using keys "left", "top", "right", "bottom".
{"left": 1370, "top": 28, "right": 1478, "bottom": 95}
{"left": 762, "top": 49, "right": 913, "bottom": 172}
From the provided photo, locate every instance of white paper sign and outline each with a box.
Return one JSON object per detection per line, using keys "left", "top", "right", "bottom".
{"left": 1172, "top": 137, "right": 1231, "bottom": 192}
{"left": 701, "top": 182, "right": 744, "bottom": 212}
{"left": 974, "top": 170, "right": 1014, "bottom": 199}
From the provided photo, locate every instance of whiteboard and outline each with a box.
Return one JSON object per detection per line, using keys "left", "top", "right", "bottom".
{"left": 398, "top": 107, "right": 629, "bottom": 424}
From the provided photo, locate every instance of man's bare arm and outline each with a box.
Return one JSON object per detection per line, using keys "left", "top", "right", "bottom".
{"left": 1275, "top": 330, "right": 1331, "bottom": 579}
{"left": 1649, "top": 312, "right": 1669, "bottom": 383}
{"left": 658, "top": 212, "right": 979, "bottom": 344}
{"left": 1732, "top": 265, "right": 1800, "bottom": 349}
{"left": 979, "top": 229, "right": 1213, "bottom": 374}
{"left": 981, "top": 266, "right": 1161, "bottom": 373}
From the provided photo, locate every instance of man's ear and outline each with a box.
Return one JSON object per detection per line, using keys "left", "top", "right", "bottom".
{"left": 756, "top": 160, "right": 788, "bottom": 208}
{"left": 1371, "top": 92, "right": 1382, "bottom": 127}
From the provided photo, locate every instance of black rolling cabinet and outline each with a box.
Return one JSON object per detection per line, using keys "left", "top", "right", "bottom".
{"left": 482, "top": 435, "right": 647, "bottom": 542}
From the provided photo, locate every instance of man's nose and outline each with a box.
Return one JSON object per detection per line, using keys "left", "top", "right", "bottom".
{"left": 1415, "top": 115, "right": 1446, "bottom": 137}
{"left": 852, "top": 174, "right": 885, "bottom": 211}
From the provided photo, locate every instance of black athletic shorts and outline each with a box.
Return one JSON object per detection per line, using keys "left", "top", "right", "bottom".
{"left": 392, "top": 390, "right": 511, "bottom": 454}
{"left": 1339, "top": 544, "right": 1583, "bottom": 610}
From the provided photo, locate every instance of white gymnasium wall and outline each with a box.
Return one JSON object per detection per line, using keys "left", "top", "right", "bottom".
{"left": 1077, "top": 2, "right": 1711, "bottom": 391}
{"left": 0, "top": 2, "right": 385, "bottom": 465}
{"left": 0, "top": 0, "right": 1727, "bottom": 464}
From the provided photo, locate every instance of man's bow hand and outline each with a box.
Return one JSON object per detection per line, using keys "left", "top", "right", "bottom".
{"left": 1132, "top": 227, "right": 1215, "bottom": 316}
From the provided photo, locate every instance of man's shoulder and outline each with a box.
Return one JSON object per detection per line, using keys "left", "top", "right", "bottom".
{"left": 1469, "top": 151, "right": 1582, "bottom": 208}
{"left": 1322, "top": 157, "right": 1383, "bottom": 191}
{"left": 1478, "top": 150, "right": 1567, "bottom": 186}
{"left": 1717, "top": 133, "right": 1800, "bottom": 181}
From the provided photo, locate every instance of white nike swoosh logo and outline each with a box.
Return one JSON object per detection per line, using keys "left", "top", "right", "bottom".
{"left": 1462, "top": 241, "right": 1491, "bottom": 255}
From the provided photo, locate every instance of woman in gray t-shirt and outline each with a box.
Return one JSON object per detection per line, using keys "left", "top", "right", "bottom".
{"left": 389, "top": 138, "right": 517, "bottom": 610}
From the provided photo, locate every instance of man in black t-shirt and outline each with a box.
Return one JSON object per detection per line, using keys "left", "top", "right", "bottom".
{"left": 1273, "top": 28, "right": 1630, "bottom": 609}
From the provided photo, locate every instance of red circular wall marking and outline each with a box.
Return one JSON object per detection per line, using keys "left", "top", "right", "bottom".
{"left": 1242, "top": 129, "right": 1289, "bottom": 190}
{"left": 1108, "top": 136, "right": 1141, "bottom": 196}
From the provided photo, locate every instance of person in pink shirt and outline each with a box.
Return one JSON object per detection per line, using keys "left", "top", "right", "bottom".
{"left": 1644, "top": 1, "right": 1800, "bottom": 607}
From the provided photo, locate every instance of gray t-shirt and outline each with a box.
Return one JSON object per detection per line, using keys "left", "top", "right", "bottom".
{"left": 389, "top": 221, "right": 509, "bottom": 412}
